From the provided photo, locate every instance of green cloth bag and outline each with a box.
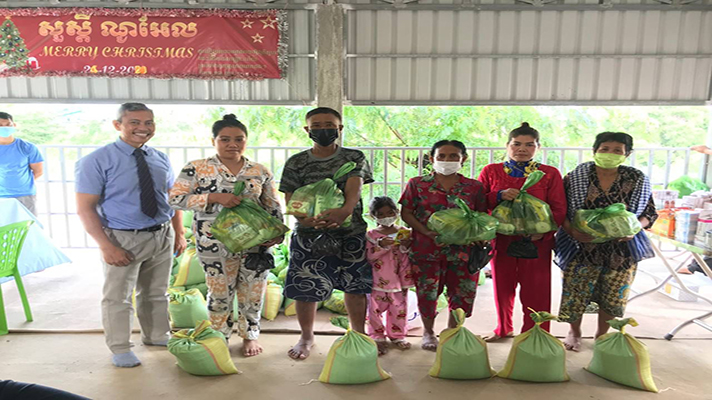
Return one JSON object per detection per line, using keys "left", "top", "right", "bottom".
{"left": 261, "top": 282, "right": 284, "bottom": 320}
{"left": 318, "top": 317, "right": 391, "bottom": 384}
{"left": 491, "top": 171, "right": 557, "bottom": 235}
{"left": 324, "top": 290, "right": 348, "bottom": 314}
{"left": 573, "top": 203, "right": 642, "bottom": 243}
{"left": 498, "top": 309, "right": 569, "bottom": 382}
{"left": 427, "top": 198, "right": 499, "bottom": 245}
{"left": 586, "top": 318, "right": 658, "bottom": 392}
{"left": 182, "top": 210, "right": 194, "bottom": 229}
{"left": 185, "top": 282, "right": 208, "bottom": 299}
{"left": 167, "top": 320, "right": 240, "bottom": 376}
{"left": 170, "top": 247, "right": 205, "bottom": 287}
{"left": 286, "top": 162, "right": 356, "bottom": 227}
{"left": 277, "top": 268, "right": 288, "bottom": 287}
{"left": 211, "top": 181, "right": 289, "bottom": 253}
{"left": 271, "top": 243, "right": 289, "bottom": 275}
{"left": 478, "top": 270, "right": 486, "bottom": 286}
{"left": 429, "top": 309, "right": 495, "bottom": 380}
{"left": 168, "top": 288, "right": 209, "bottom": 329}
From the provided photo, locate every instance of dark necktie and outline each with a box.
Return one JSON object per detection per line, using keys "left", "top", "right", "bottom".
{"left": 133, "top": 148, "right": 159, "bottom": 219}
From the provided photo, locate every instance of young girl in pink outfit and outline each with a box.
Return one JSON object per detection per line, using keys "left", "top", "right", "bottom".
{"left": 366, "top": 196, "right": 415, "bottom": 355}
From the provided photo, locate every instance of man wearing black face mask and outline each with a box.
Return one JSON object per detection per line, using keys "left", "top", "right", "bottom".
{"left": 279, "top": 107, "right": 374, "bottom": 361}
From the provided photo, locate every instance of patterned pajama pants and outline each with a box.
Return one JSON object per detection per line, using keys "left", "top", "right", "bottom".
{"left": 367, "top": 290, "right": 408, "bottom": 340}
{"left": 411, "top": 255, "right": 479, "bottom": 319}
{"left": 196, "top": 239, "right": 268, "bottom": 340}
{"left": 558, "top": 259, "right": 638, "bottom": 323}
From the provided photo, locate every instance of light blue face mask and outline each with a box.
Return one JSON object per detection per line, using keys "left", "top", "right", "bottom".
{"left": 0, "top": 126, "right": 16, "bottom": 138}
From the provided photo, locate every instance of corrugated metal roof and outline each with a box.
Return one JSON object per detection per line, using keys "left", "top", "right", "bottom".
{"left": 0, "top": 9, "right": 316, "bottom": 104}
{"left": 5, "top": 0, "right": 712, "bottom": 7}
{"left": 346, "top": 9, "right": 712, "bottom": 104}
{"left": 3, "top": 1, "right": 711, "bottom": 105}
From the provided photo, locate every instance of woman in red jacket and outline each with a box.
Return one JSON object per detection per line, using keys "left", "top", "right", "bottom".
{"left": 478, "top": 123, "right": 567, "bottom": 341}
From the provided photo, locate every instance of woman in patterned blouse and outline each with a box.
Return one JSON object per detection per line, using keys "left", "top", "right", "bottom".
{"left": 555, "top": 132, "right": 657, "bottom": 352}
{"left": 168, "top": 114, "right": 285, "bottom": 357}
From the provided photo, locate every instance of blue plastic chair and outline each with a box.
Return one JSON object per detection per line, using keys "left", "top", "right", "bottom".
{"left": 0, "top": 220, "right": 35, "bottom": 335}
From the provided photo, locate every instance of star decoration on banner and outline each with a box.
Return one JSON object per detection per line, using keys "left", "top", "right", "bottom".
{"left": 241, "top": 19, "right": 254, "bottom": 29}
{"left": 261, "top": 17, "right": 277, "bottom": 30}
{"left": 251, "top": 33, "right": 264, "bottom": 43}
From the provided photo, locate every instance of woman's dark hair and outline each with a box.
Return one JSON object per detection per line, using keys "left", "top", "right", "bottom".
{"left": 430, "top": 140, "right": 467, "bottom": 158}
{"left": 369, "top": 196, "right": 398, "bottom": 216}
{"left": 212, "top": 114, "right": 248, "bottom": 138}
{"left": 593, "top": 132, "right": 634, "bottom": 155}
{"left": 507, "top": 122, "right": 540, "bottom": 145}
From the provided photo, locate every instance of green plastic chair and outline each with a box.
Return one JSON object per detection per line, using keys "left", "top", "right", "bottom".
{"left": 0, "top": 220, "right": 35, "bottom": 335}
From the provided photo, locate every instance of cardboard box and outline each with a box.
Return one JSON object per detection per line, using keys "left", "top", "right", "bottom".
{"left": 675, "top": 210, "right": 699, "bottom": 243}
{"left": 659, "top": 282, "right": 699, "bottom": 302}
{"left": 696, "top": 219, "right": 712, "bottom": 236}
{"left": 681, "top": 196, "right": 705, "bottom": 209}
{"left": 694, "top": 233, "right": 712, "bottom": 249}
{"left": 652, "top": 190, "right": 679, "bottom": 210}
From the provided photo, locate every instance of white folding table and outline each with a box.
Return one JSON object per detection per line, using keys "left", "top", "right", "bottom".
{"left": 627, "top": 233, "right": 712, "bottom": 340}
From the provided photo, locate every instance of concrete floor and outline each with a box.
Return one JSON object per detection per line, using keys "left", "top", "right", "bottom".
{"left": 4, "top": 249, "right": 712, "bottom": 340}
{"left": 1, "top": 332, "right": 711, "bottom": 400}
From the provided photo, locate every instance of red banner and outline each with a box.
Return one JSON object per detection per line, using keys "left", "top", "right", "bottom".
{"left": 0, "top": 8, "right": 287, "bottom": 80}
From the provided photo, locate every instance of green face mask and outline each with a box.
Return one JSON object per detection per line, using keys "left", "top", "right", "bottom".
{"left": 594, "top": 153, "right": 626, "bottom": 169}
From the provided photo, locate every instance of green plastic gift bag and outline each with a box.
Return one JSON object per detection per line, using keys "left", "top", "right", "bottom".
{"left": 491, "top": 171, "right": 558, "bottom": 236}
{"left": 167, "top": 320, "right": 240, "bottom": 376}
{"left": 573, "top": 203, "right": 642, "bottom": 243}
{"left": 318, "top": 317, "right": 391, "bottom": 384}
{"left": 667, "top": 175, "right": 708, "bottom": 198}
{"left": 211, "top": 181, "right": 289, "bottom": 253}
{"left": 586, "top": 318, "right": 658, "bottom": 392}
{"left": 429, "top": 309, "right": 495, "bottom": 380}
{"left": 286, "top": 162, "right": 356, "bottom": 227}
{"left": 498, "top": 309, "right": 569, "bottom": 383}
{"left": 427, "top": 198, "right": 499, "bottom": 245}
{"left": 168, "top": 288, "right": 209, "bottom": 329}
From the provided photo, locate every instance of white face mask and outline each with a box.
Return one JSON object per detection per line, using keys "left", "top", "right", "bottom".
{"left": 433, "top": 161, "right": 461, "bottom": 176}
{"left": 376, "top": 216, "right": 397, "bottom": 227}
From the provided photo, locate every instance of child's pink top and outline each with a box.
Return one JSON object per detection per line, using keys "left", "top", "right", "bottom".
{"left": 366, "top": 226, "right": 415, "bottom": 292}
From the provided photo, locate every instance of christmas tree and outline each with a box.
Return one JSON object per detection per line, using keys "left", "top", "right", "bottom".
{"left": 0, "top": 16, "right": 30, "bottom": 72}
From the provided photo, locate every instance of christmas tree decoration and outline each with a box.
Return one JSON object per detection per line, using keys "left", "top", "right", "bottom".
{"left": 0, "top": 17, "right": 30, "bottom": 72}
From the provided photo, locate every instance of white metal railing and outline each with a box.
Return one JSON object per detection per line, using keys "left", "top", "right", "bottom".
{"left": 34, "top": 144, "right": 706, "bottom": 248}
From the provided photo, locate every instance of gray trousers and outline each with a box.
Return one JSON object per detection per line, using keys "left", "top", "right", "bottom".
{"left": 101, "top": 225, "right": 174, "bottom": 354}
{"left": 16, "top": 195, "right": 36, "bottom": 216}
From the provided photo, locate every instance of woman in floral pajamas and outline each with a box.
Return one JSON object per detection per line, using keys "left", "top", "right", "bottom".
{"left": 400, "top": 140, "right": 487, "bottom": 351}
{"left": 169, "top": 114, "right": 284, "bottom": 357}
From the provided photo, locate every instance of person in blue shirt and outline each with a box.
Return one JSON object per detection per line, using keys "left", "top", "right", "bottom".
{"left": 0, "top": 112, "right": 44, "bottom": 216}
{"left": 75, "top": 103, "right": 187, "bottom": 368}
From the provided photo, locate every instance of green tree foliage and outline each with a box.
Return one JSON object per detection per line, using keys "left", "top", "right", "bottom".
{"left": 0, "top": 103, "right": 707, "bottom": 192}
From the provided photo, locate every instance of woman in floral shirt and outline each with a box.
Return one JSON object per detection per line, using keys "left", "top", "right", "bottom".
{"left": 169, "top": 114, "right": 284, "bottom": 357}
{"left": 399, "top": 140, "right": 487, "bottom": 351}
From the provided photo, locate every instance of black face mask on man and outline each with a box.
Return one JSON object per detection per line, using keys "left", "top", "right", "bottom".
{"left": 309, "top": 128, "right": 339, "bottom": 146}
